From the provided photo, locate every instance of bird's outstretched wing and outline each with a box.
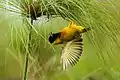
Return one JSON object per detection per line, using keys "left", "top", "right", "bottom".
{"left": 61, "top": 35, "right": 83, "bottom": 70}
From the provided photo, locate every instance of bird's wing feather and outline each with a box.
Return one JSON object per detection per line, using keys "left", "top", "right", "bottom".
{"left": 61, "top": 36, "right": 83, "bottom": 70}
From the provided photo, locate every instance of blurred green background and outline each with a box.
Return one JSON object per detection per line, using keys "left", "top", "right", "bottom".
{"left": 1, "top": 0, "right": 120, "bottom": 80}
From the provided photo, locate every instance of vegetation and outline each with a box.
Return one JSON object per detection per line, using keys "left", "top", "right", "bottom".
{"left": 0, "top": 0, "right": 120, "bottom": 80}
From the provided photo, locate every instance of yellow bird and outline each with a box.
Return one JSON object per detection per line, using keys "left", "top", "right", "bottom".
{"left": 49, "top": 21, "right": 90, "bottom": 70}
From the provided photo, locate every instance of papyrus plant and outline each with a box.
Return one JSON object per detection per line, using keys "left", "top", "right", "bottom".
{"left": 0, "top": 0, "right": 120, "bottom": 80}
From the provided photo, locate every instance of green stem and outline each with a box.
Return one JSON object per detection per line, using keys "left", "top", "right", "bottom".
{"left": 23, "top": 18, "right": 33, "bottom": 80}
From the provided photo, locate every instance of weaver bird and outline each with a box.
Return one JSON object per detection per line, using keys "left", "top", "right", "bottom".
{"left": 49, "top": 22, "right": 90, "bottom": 70}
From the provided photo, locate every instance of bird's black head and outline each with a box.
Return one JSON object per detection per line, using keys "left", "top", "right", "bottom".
{"left": 49, "top": 32, "right": 60, "bottom": 43}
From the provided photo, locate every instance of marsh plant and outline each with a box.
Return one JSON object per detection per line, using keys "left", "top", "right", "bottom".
{"left": 0, "top": 0, "right": 120, "bottom": 80}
